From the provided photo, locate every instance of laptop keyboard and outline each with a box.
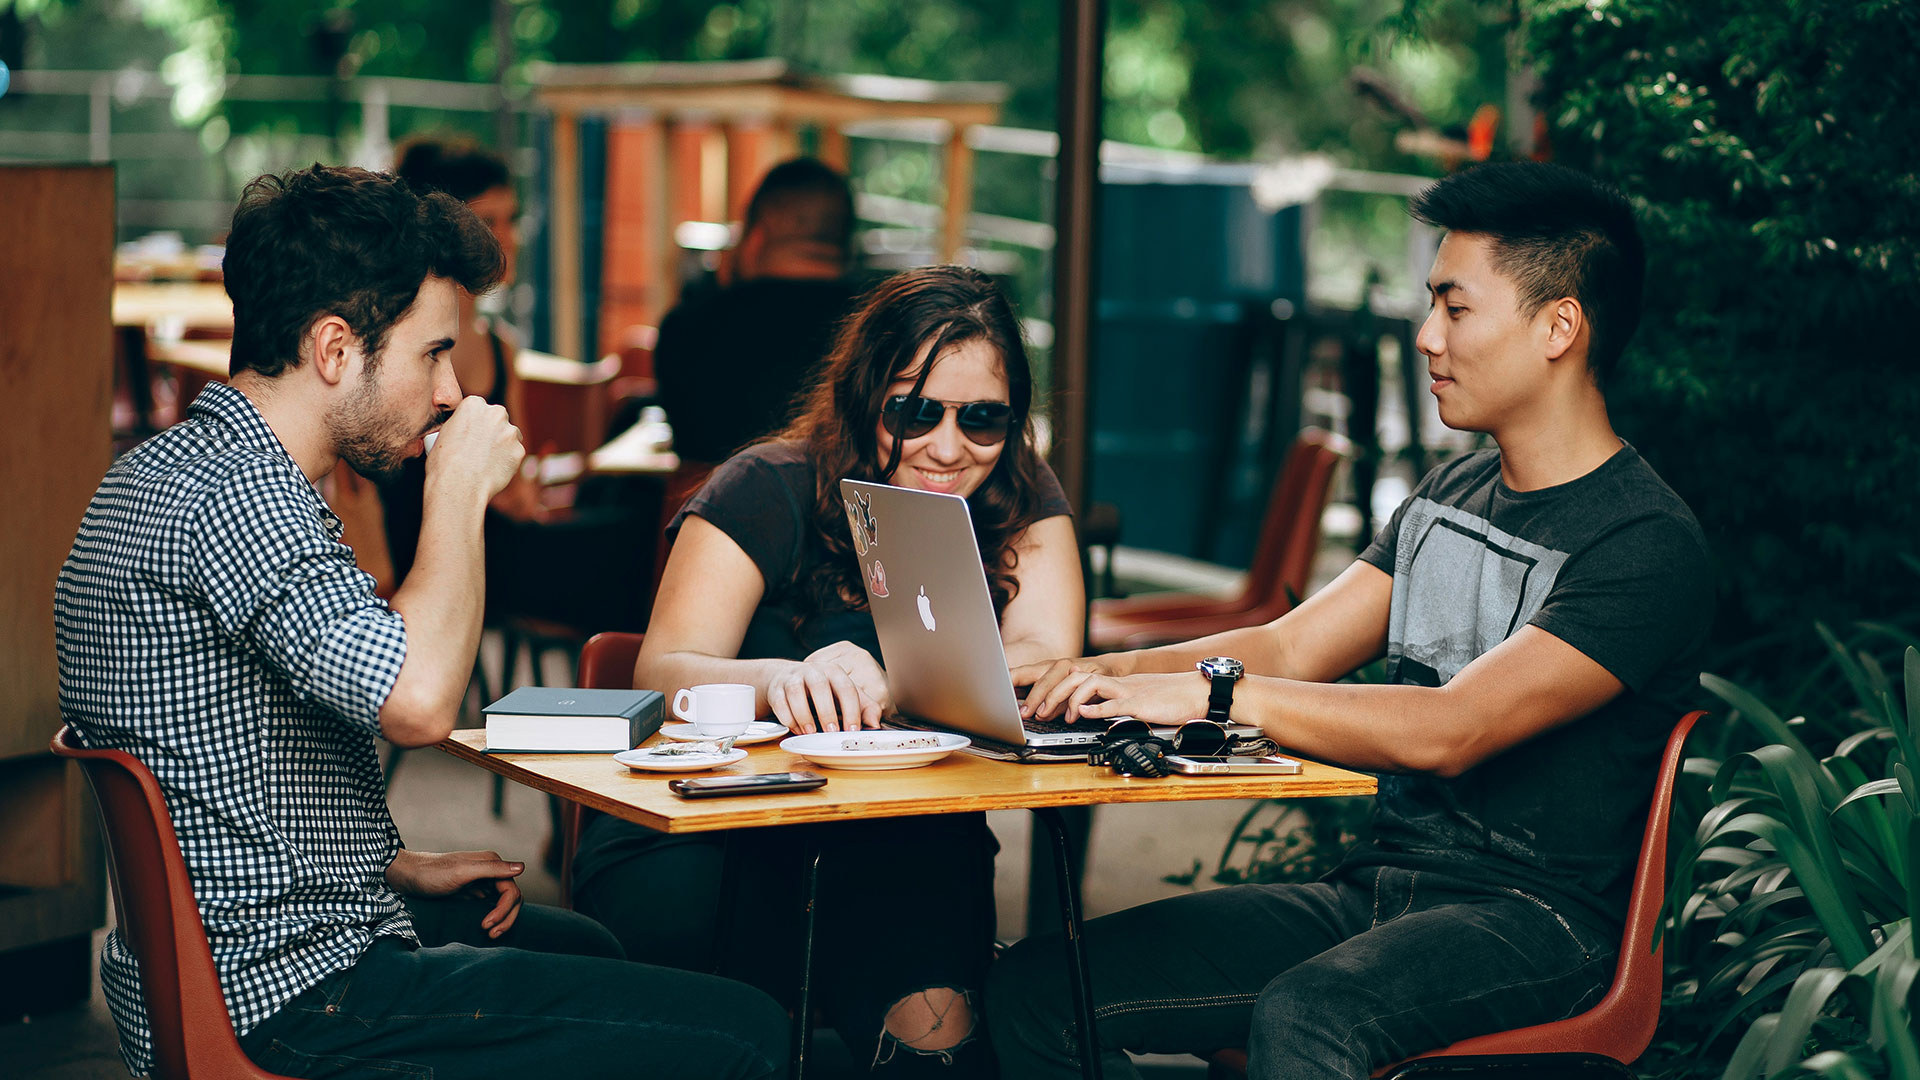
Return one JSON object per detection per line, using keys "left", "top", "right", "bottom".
{"left": 1022, "top": 714, "right": 1110, "bottom": 736}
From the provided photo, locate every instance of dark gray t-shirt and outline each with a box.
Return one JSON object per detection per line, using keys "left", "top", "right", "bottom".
{"left": 1347, "top": 444, "right": 1712, "bottom": 932}
{"left": 669, "top": 440, "right": 1074, "bottom": 663}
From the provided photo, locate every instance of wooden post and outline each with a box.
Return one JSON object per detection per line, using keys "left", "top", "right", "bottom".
{"left": 942, "top": 125, "right": 976, "bottom": 264}
{"left": 647, "top": 116, "right": 679, "bottom": 321}
{"left": 818, "top": 124, "right": 850, "bottom": 171}
{"left": 724, "top": 118, "right": 775, "bottom": 224}
{"left": 548, "top": 110, "right": 583, "bottom": 362}
{"left": 1050, "top": 0, "right": 1105, "bottom": 517}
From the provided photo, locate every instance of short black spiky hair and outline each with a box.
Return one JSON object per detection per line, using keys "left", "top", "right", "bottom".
{"left": 223, "top": 164, "right": 503, "bottom": 378}
{"left": 743, "top": 156, "right": 855, "bottom": 256}
{"left": 393, "top": 135, "right": 511, "bottom": 204}
{"left": 1410, "top": 161, "right": 1645, "bottom": 386}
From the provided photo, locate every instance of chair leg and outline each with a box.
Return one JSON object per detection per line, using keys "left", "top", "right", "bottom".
{"left": 489, "top": 627, "right": 526, "bottom": 819}
{"left": 469, "top": 643, "right": 495, "bottom": 724}
{"left": 499, "top": 627, "right": 524, "bottom": 695}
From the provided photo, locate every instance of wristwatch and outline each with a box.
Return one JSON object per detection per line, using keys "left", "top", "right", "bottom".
{"left": 1196, "top": 656, "right": 1245, "bottom": 725}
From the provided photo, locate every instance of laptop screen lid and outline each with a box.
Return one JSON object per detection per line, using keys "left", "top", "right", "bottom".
{"left": 838, "top": 478, "right": 1073, "bottom": 752}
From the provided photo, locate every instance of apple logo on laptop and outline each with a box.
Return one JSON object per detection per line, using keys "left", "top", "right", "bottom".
{"left": 917, "top": 586, "right": 936, "bottom": 632}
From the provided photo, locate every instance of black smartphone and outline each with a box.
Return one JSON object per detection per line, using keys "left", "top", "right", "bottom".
{"left": 667, "top": 771, "right": 829, "bottom": 798}
{"left": 1165, "top": 755, "right": 1302, "bottom": 776}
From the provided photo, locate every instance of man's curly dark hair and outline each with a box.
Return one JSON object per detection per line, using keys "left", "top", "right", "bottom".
{"left": 222, "top": 164, "right": 502, "bottom": 378}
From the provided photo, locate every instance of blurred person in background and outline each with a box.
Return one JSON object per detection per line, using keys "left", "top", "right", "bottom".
{"left": 380, "top": 135, "right": 650, "bottom": 635}
{"left": 654, "top": 156, "right": 864, "bottom": 463}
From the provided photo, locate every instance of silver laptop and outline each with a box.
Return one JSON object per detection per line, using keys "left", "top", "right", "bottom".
{"left": 840, "top": 478, "right": 1255, "bottom": 761}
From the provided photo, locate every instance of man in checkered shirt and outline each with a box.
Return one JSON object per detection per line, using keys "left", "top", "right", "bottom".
{"left": 57, "top": 164, "right": 789, "bottom": 1079}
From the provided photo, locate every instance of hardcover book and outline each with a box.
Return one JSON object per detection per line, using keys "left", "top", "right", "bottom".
{"left": 482, "top": 686, "right": 665, "bottom": 753}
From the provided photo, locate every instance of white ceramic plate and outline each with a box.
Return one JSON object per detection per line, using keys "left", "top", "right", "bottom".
{"left": 779, "top": 731, "right": 970, "bottom": 771}
{"left": 613, "top": 746, "right": 749, "bottom": 773}
{"left": 658, "top": 721, "right": 787, "bottom": 746}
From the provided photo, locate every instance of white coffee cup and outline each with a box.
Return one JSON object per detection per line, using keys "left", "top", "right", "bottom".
{"left": 674, "top": 683, "right": 755, "bottom": 738}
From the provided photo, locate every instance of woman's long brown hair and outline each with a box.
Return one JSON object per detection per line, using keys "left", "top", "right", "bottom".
{"left": 774, "top": 265, "right": 1050, "bottom": 626}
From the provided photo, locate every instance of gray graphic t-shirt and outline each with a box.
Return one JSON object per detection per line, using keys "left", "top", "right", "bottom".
{"left": 1349, "top": 444, "right": 1712, "bottom": 932}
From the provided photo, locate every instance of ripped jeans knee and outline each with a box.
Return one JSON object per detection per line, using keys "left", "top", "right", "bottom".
{"left": 875, "top": 986, "right": 979, "bottom": 1067}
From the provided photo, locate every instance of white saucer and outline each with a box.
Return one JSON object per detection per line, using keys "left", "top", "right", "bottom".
{"left": 613, "top": 746, "right": 749, "bottom": 773}
{"left": 779, "top": 731, "right": 970, "bottom": 771}
{"left": 658, "top": 721, "right": 787, "bottom": 746}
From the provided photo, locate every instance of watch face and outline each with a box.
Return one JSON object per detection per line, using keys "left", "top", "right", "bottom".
{"left": 1198, "top": 656, "right": 1244, "bottom": 680}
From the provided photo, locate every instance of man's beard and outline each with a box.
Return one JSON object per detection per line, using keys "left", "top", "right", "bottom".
{"left": 330, "top": 367, "right": 446, "bottom": 484}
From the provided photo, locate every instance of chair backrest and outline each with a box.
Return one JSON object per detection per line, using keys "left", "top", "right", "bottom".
{"left": 578, "top": 631, "right": 646, "bottom": 692}
{"left": 49, "top": 726, "right": 282, "bottom": 1080}
{"left": 1242, "top": 428, "right": 1348, "bottom": 611}
{"left": 515, "top": 350, "right": 622, "bottom": 457}
{"left": 1403, "top": 709, "right": 1706, "bottom": 1065}
{"left": 615, "top": 323, "right": 658, "bottom": 381}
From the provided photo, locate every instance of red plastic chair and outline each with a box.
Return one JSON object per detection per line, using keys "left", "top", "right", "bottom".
{"left": 1206, "top": 710, "right": 1705, "bottom": 1079}
{"left": 1089, "top": 428, "right": 1348, "bottom": 652}
{"left": 49, "top": 726, "right": 294, "bottom": 1080}
{"left": 556, "top": 631, "right": 649, "bottom": 907}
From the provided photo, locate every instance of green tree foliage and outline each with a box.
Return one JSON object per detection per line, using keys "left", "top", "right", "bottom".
{"left": 1517, "top": 0, "right": 1920, "bottom": 653}
{"left": 9, "top": 0, "right": 1501, "bottom": 161}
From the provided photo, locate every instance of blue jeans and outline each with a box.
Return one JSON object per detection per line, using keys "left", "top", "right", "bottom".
{"left": 986, "top": 866, "right": 1616, "bottom": 1080}
{"left": 237, "top": 895, "right": 789, "bottom": 1079}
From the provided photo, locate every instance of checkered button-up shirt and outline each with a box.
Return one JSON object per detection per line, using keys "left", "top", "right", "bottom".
{"left": 55, "top": 383, "right": 415, "bottom": 1076}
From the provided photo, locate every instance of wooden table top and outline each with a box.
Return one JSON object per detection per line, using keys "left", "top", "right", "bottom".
{"left": 113, "top": 281, "right": 233, "bottom": 330}
{"left": 145, "top": 338, "right": 232, "bottom": 378}
{"left": 586, "top": 419, "right": 681, "bottom": 475}
{"left": 440, "top": 728, "right": 1376, "bottom": 833}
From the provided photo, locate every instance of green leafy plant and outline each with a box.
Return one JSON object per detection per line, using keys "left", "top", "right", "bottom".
{"left": 1663, "top": 638, "right": 1917, "bottom": 1079}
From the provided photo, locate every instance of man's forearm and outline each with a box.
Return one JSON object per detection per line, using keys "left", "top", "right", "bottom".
{"left": 1237, "top": 676, "right": 1462, "bottom": 775}
{"left": 1237, "top": 626, "right": 1627, "bottom": 778}
{"left": 381, "top": 486, "right": 489, "bottom": 745}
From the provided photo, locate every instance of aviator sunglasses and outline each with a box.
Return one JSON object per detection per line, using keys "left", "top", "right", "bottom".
{"left": 1086, "top": 719, "right": 1234, "bottom": 776}
{"left": 882, "top": 395, "right": 1014, "bottom": 446}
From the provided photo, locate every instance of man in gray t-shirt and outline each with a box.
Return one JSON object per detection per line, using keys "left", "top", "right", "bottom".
{"left": 995, "top": 162, "right": 1712, "bottom": 1080}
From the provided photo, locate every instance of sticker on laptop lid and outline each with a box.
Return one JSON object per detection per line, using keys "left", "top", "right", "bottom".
{"left": 844, "top": 498, "right": 869, "bottom": 555}
{"left": 868, "top": 559, "right": 889, "bottom": 598}
{"left": 854, "top": 489, "right": 879, "bottom": 548}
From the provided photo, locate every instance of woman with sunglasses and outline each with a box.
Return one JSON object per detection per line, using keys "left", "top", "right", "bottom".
{"left": 571, "top": 265, "right": 1083, "bottom": 1076}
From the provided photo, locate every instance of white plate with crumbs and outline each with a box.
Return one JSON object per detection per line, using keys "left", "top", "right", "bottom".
{"left": 778, "top": 731, "right": 970, "bottom": 771}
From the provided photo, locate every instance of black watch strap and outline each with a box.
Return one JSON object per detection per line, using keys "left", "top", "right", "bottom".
{"left": 1205, "top": 674, "right": 1235, "bottom": 725}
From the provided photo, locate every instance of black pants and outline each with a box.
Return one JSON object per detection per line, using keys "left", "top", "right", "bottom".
{"left": 238, "top": 894, "right": 789, "bottom": 1079}
{"left": 988, "top": 865, "right": 1617, "bottom": 1079}
{"left": 572, "top": 811, "right": 1001, "bottom": 1076}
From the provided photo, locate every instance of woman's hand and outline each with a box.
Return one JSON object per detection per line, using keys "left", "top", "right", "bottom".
{"left": 384, "top": 848, "right": 525, "bottom": 939}
{"left": 1013, "top": 655, "right": 1118, "bottom": 720}
{"left": 767, "top": 642, "right": 890, "bottom": 733}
